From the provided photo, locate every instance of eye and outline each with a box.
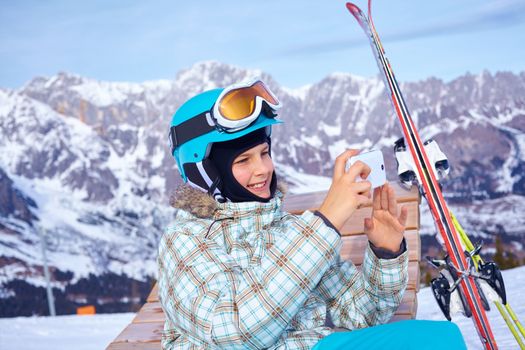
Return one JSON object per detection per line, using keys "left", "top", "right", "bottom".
{"left": 235, "top": 158, "right": 248, "bottom": 164}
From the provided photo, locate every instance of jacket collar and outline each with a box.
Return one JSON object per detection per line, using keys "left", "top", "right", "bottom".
{"left": 213, "top": 190, "right": 284, "bottom": 232}
{"left": 170, "top": 182, "right": 288, "bottom": 220}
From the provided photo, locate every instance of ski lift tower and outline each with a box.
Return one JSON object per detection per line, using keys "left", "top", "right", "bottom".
{"left": 38, "top": 225, "right": 56, "bottom": 317}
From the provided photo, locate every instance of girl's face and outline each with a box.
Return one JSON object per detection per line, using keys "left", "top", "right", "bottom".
{"left": 231, "top": 142, "right": 274, "bottom": 199}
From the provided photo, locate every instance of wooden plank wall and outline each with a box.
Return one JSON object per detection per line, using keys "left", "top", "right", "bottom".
{"left": 106, "top": 183, "right": 420, "bottom": 349}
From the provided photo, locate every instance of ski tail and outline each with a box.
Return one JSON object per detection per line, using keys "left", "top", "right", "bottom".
{"left": 495, "top": 302, "right": 525, "bottom": 349}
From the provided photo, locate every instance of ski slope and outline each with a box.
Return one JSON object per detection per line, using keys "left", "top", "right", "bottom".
{"left": 0, "top": 266, "right": 523, "bottom": 349}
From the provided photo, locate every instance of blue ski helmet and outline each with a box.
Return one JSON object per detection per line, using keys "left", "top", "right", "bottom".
{"left": 169, "top": 80, "right": 282, "bottom": 201}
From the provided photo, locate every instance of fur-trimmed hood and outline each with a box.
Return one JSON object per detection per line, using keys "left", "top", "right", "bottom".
{"left": 169, "top": 182, "right": 288, "bottom": 219}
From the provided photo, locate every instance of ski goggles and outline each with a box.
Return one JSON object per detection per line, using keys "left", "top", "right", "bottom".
{"left": 169, "top": 79, "right": 281, "bottom": 153}
{"left": 212, "top": 79, "right": 281, "bottom": 131}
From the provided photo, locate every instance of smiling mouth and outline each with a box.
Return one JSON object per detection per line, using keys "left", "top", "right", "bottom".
{"left": 247, "top": 180, "right": 267, "bottom": 189}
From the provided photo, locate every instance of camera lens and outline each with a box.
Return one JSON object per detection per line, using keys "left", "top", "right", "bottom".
{"left": 381, "top": 164, "right": 384, "bottom": 170}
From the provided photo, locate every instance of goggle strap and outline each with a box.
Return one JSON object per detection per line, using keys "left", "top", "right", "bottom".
{"left": 261, "top": 101, "right": 278, "bottom": 118}
{"left": 183, "top": 162, "right": 210, "bottom": 191}
{"left": 183, "top": 159, "right": 223, "bottom": 197}
{"left": 170, "top": 102, "right": 278, "bottom": 155}
{"left": 208, "top": 177, "right": 222, "bottom": 196}
{"left": 170, "top": 112, "right": 215, "bottom": 152}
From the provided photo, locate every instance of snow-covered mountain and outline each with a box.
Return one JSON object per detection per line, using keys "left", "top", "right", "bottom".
{"left": 1, "top": 61, "right": 524, "bottom": 316}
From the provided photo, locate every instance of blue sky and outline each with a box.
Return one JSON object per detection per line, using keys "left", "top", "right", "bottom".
{"left": 1, "top": 0, "right": 524, "bottom": 89}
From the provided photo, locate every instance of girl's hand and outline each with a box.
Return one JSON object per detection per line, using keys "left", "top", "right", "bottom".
{"left": 364, "top": 183, "right": 408, "bottom": 252}
{"left": 318, "top": 149, "right": 372, "bottom": 231}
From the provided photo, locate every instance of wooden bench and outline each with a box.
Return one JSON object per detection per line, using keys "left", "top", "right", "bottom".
{"left": 106, "top": 183, "right": 420, "bottom": 349}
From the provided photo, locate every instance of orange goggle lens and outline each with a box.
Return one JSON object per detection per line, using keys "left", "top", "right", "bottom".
{"left": 218, "top": 81, "right": 279, "bottom": 121}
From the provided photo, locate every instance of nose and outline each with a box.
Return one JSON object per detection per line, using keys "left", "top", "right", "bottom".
{"left": 252, "top": 155, "right": 271, "bottom": 176}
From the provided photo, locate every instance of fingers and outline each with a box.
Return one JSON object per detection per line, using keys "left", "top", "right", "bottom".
{"left": 333, "top": 149, "right": 360, "bottom": 180}
{"left": 364, "top": 217, "right": 374, "bottom": 233}
{"left": 373, "top": 183, "right": 401, "bottom": 214}
{"left": 352, "top": 180, "right": 372, "bottom": 196}
{"left": 380, "top": 184, "right": 388, "bottom": 209}
{"left": 387, "top": 184, "right": 398, "bottom": 217}
{"left": 347, "top": 160, "right": 371, "bottom": 182}
{"left": 356, "top": 194, "right": 371, "bottom": 209}
{"left": 398, "top": 206, "right": 408, "bottom": 227}
{"left": 372, "top": 186, "right": 381, "bottom": 210}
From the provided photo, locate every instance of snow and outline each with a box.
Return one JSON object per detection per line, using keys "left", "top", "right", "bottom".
{"left": 301, "top": 134, "right": 323, "bottom": 148}
{"left": 417, "top": 192, "right": 525, "bottom": 244}
{"left": 149, "top": 146, "right": 165, "bottom": 169}
{"left": 43, "top": 75, "right": 60, "bottom": 89}
{"left": 276, "top": 162, "right": 332, "bottom": 194}
{"left": 51, "top": 74, "right": 173, "bottom": 108}
{"left": 1, "top": 266, "right": 523, "bottom": 349}
{"left": 0, "top": 89, "right": 13, "bottom": 115}
{"left": 364, "top": 77, "right": 384, "bottom": 101}
{"left": 417, "top": 265, "right": 525, "bottom": 349}
{"left": 321, "top": 121, "right": 341, "bottom": 137}
{"left": 2, "top": 161, "right": 169, "bottom": 283}
{"left": 327, "top": 71, "right": 368, "bottom": 82}
{"left": 70, "top": 80, "right": 143, "bottom": 107}
{"left": 281, "top": 84, "right": 311, "bottom": 100}
{"left": 326, "top": 139, "right": 374, "bottom": 161}
{"left": 0, "top": 313, "right": 135, "bottom": 350}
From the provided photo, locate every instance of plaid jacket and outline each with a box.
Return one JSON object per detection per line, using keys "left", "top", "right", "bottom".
{"left": 158, "top": 185, "right": 408, "bottom": 349}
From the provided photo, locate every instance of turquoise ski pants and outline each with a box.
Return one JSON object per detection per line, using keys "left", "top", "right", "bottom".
{"left": 312, "top": 320, "right": 467, "bottom": 350}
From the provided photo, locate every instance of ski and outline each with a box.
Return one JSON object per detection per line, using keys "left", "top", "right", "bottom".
{"left": 345, "top": 1, "right": 498, "bottom": 349}
{"left": 451, "top": 214, "right": 525, "bottom": 349}
{"left": 396, "top": 125, "right": 525, "bottom": 348}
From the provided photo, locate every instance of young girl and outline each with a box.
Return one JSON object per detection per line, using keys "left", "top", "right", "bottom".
{"left": 158, "top": 79, "right": 466, "bottom": 349}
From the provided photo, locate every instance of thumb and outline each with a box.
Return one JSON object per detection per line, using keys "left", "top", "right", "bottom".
{"left": 364, "top": 217, "right": 374, "bottom": 233}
